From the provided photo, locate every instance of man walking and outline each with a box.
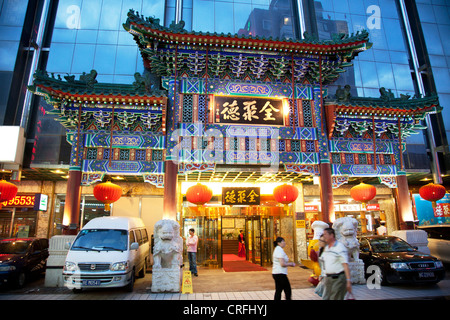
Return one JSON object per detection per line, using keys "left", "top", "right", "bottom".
{"left": 321, "top": 227, "right": 352, "bottom": 300}
{"left": 186, "top": 228, "right": 198, "bottom": 276}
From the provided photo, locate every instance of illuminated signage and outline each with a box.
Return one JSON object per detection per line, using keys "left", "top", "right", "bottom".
{"left": 1, "top": 193, "right": 48, "bottom": 211}
{"left": 222, "top": 187, "right": 260, "bottom": 206}
{"left": 214, "top": 96, "right": 285, "bottom": 126}
{"left": 2, "top": 194, "right": 36, "bottom": 208}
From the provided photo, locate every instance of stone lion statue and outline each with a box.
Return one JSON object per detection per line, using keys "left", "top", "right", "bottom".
{"left": 333, "top": 217, "right": 359, "bottom": 261}
{"left": 152, "top": 219, "right": 183, "bottom": 270}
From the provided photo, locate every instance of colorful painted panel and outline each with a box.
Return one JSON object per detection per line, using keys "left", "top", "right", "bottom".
{"left": 331, "top": 164, "right": 397, "bottom": 176}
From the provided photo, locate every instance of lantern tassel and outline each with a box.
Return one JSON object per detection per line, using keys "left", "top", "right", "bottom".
{"left": 105, "top": 203, "right": 111, "bottom": 211}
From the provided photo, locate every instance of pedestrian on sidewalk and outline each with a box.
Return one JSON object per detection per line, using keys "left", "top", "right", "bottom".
{"left": 272, "top": 237, "right": 296, "bottom": 300}
{"left": 186, "top": 228, "right": 198, "bottom": 276}
{"left": 321, "top": 227, "right": 352, "bottom": 300}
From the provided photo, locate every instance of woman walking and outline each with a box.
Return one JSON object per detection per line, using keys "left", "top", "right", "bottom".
{"left": 272, "top": 237, "right": 296, "bottom": 300}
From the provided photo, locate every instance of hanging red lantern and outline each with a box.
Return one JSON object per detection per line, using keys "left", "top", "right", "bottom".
{"left": 350, "top": 183, "right": 376, "bottom": 233}
{"left": 93, "top": 181, "right": 122, "bottom": 211}
{"left": 350, "top": 183, "right": 376, "bottom": 203}
{"left": 419, "top": 183, "right": 446, "bottom": 208}
{"left": 0, "top": 180, "right": 18, "bottom": 209}
{"left": 273, "top": 184, "right": 299, "bottom": 211}
{"left": 186, "top": 183, "right": 213, "bottom": 206}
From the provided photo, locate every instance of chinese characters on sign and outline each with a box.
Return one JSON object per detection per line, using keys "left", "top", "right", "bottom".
{"left": 222, "top": 187, "right": 260, "bottom": 206}
{"left": 215, "top": 96, "right": 284, "bottom": 126}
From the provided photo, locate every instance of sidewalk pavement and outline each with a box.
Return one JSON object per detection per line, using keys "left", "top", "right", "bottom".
{"left": 1, "top": 279, "right": 449, "bottom": 301}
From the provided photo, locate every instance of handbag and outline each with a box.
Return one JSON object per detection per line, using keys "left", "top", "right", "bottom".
{"left": 314, "top": 280, "right": 324, "bottom": 297}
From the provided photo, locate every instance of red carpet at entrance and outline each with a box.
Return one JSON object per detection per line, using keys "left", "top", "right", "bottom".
{"left": 222, "top": 254, "right": 268, "bottom": 272}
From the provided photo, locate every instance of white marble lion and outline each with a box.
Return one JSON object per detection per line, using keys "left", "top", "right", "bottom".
{"left": 152, "top": 219, "right": 183, "bottom": 270}
{"left": 333, "top": 217, "right": 360, "bottom": 261}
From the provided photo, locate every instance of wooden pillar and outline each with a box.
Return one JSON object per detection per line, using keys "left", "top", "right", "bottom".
{"left": 319, "top": 163, "right": 334, "bottom": 224}
{"left": 163, "top": 160, "right": 178, "bottom": 220}
{"left": 62, "top": 169, "right": 81, "bottom": 235}
{"left": 394, "top": 175, "right": 414, "bottom": 229}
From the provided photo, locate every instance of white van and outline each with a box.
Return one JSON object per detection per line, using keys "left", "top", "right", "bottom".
{"left": 63, "top": 216, "right": 150, "bottom": 292}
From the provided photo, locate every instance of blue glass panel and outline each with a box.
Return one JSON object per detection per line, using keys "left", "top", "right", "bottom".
{"left": 359, "top": 61, "right": 379, "bottom": 88}
{"left": 51, "top": 28, "right": 77, "bottom": 43}
{"left": 142, "top": 0, "right": 165, "bottom": 20}
{"left": 192, "top": 0, "right": 214, "bottom": 33}
{"left": 422, "top": 23, "right": 444, "bottom": 55}
{"left": 0, "top": 41, "right": 19, "bottom": 71}
{"left": 384, "top": 19, "right": 407, "bottom": 52}
{"left": 71, "top": 43, "right": 95, "bottom": 73}
{"left": 416, "top": 3, "right": 436, "bottom": 23}
{"left": 0, "top": 26, "right": 22, "bottom": 41}
{"left": 376, "top": 62, "right": 395, "bottom": 89}
{"left": 115, "top": 46, "right": 138, "bottom": 75}
{"left": 391, "top": 64, "right": 414, "bottom": 91}
{"left": 215, "top": 2, "right": 234, "bottom": 34}
{"left": 76, "top": 29, "right": 98, "bottom": 44}
{"left": 97, "top": 30, "right": 119, "bottom": 45}
{"left": 332, "top": 0, "right": 349, "bottom": 13}
{"left": 79, "top": 0, "right": 102, "bottom": 30}
{"left": 93, "top": 44, "right": 117, "bottom": 74}
{"left": 47, "top": 43, "right": 75, "bottom": 73}
{"left": 433, "top": 67, "right": 450, "bottom": 94}
{"left": 0, "top": 0, "right": 28, "bottom": 27}
{"left": 99, "top": 0, "right": 122, "bottom": 30}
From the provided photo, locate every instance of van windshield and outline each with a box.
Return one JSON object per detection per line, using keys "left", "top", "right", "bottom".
{"left": 71, "top": 229, "right": 128, "bottom": 251}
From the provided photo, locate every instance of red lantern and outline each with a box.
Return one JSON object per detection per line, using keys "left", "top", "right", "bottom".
{"left": 273, "top": 184, "right": 299, "bottom": 210}
{"left": 350, "top": 183, "right": 376, "bottom": 203}
{"left": 0, "top": 180, "right": 18, "bottom": 209}
{"left": 419, "top": 183, "right": 446, "bottom": 208}
{"left": 93, "top": 181, "right": 122, "bottom": 211}
{"left": 186, "top": 183, "right": 212, "bottom": 206}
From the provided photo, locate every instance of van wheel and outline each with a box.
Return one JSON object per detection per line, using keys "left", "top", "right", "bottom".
{"left": 125, "top": 270, "right": 135, "bottom": 292}
{"left": 138, "top": 261, "right": 146, "bottom": 278}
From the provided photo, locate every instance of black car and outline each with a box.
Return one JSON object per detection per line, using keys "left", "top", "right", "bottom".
{"left": 359, "top": 235, "right": 445, "bottom": 285}
{"left": 0, "top": 238, "right": 49, "bottom": 288}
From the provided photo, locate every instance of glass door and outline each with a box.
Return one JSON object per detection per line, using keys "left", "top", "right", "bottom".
{"left": 246, "top": 216, "right": 261, "bottom": 265}
{"left": 261, "top": 217, "right": 274, "bottom": 266}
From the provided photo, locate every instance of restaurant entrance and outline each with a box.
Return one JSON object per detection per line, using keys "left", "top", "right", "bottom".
{"left": 182, "top": 206, "right": 282, "bottom": 268}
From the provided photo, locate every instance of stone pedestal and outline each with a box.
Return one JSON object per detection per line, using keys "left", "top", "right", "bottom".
{"left": 348, "top": 259, "right": 365, "bottom": 284}
{"left": 151, "top": 268, "right": 182, "bottom": 292}
{"left": 45, "top": 235, "right": 76, "bottom": 287}
{"left": 391, "top": 230, "right": 430, "bottom": 254}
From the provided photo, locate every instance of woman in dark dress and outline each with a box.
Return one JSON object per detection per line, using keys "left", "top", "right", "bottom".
{"left": 238, "top": 230, "right": 246, "bottom": 257}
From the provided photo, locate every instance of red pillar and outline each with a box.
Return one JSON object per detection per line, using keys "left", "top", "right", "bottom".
{"left": 63, "top": 169, "right": 81, "bottom": 235}
{"left": 394, "top": 175, "right": 414, "bottom": 230}
{"left": 319, "top": 163, "right": 334, "bottom": 224}
{"left": 163, "top": 161, "right": 178, "bottom": 220}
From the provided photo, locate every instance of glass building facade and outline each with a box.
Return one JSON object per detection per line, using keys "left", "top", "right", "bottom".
{"left": 0, "top": 0, "right": 448, "bottom": 176}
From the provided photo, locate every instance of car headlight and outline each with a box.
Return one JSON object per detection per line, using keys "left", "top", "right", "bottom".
{"left": 110, "top": 261, "right": 128, "bottom": 271}
{"left": 64, "top": 261, "right": 78, "bottom": 272}
{"left": 435, "top": 260, "right": 444, "bottom": 268}
{"left": 0, "top": 265, "right": 16, "bottom": 272}
{"left": 390, "top": 262, "right": 410, "bottom": 270}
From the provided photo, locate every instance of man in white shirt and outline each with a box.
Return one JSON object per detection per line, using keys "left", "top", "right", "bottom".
{"left": 321, "top": 227, "right": 352, "bottom": 300}
{"left": 186, "top": 228, "right": 198, "bottom": 276}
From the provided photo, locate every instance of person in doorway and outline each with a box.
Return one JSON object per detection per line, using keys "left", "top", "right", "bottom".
{"left": 377, "top": 221, "right": 387, "bottom": 235}
{"left": 238, "top": 230, "right": 246, "bottom": 258}
{"left": 321, "top": 228, "right": 352, "bottom": 300}
{"left": 186, "top": 228, "right": 198, "bottom": 276}
{"left": 272, "top": 237, "right": 296, "bottom": 300}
